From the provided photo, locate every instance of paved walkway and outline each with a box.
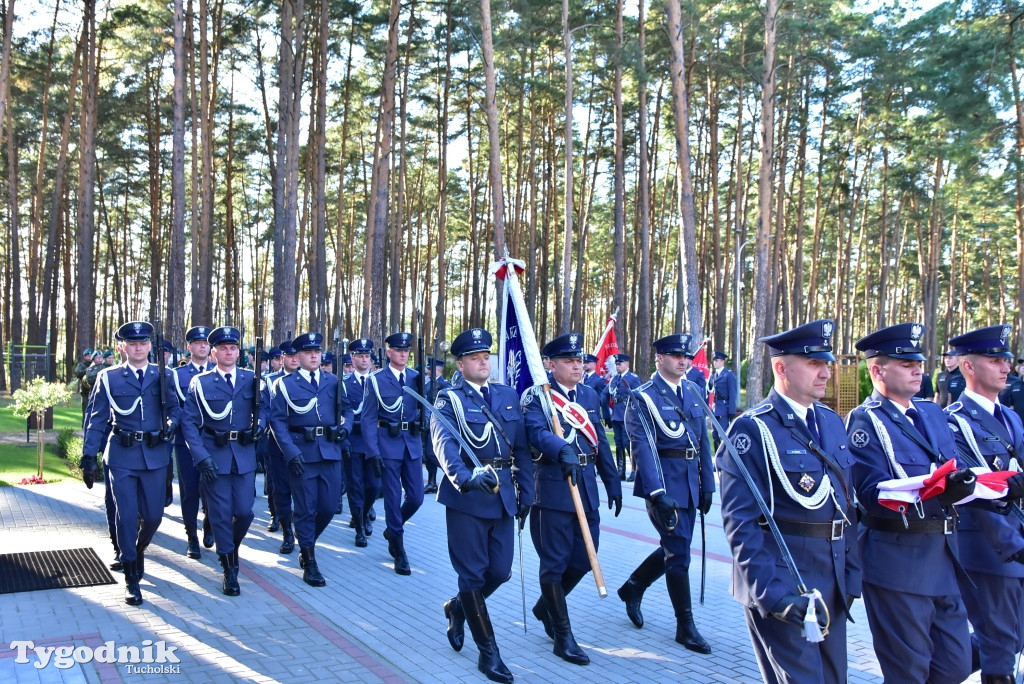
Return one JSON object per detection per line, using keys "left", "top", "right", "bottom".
{"left": 0, "top": 470, "right": 938, "bottom": 683}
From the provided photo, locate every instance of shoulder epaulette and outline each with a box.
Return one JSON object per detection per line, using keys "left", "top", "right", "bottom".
{"left": 636, "top": 380, "right": 654, "bottom": 392}
{"left": 745, "top": 402, "right": 773, "bottom": 417}
{"left": 815, "top": 402, "right": 839, "bottom": 416}
{"left": 861, "top": 397, "right": 882, "bottom": 410}
{"left": 946, "top": 401, "right": 964, "bottom": 414}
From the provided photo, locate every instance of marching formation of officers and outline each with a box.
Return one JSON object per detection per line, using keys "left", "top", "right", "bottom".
{"left": 77, "top": 313, "right": 1024, "bottom": 683}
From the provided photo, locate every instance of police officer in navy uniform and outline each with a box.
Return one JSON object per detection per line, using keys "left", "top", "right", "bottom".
{"left": 998, "top": 359, "right": 1024, "bottom": 424}
{"left": 432, "top": 328, "right": 534, "bottom": 683}
{"left": 945, "top": 352, "right": 967, "bottom": 407}
{"left": 83, "top": 369, "right": 120, "bottom": 570}
{"left": 259, "top": 345, "right": 283, "bottom": 531}
{"left": 523, "top": 332, "right": 621, "bottom": 666}
{"left": 423, "top": 358, "right": 450, "bottom": 495}
{"left": 944, "top": 325, "right": 1024, "bottom": 684}
{"left": 172, "top": 325, "right": 216, "bottom": 558}
{"left": 618, "top": 333, "right": 714, "bottom": 654}
{"left": 342, "top": 338, "right": 381, "bottom": 547}
{"left": 180, "top": 326, "right": 266, "bottom": 596}
{"left": 264, "top": 339, "right": 300, "bottom": 553}
{"left": 80, "top": 321, "right": 180, "bottom": 606}
{"left": 717, "top": 319, "right": 861, "bottom": 683}
{"left": 682, "top": 341, "right": 709, "bottom": 402}
{"left": 847, "top": 323, "right": 973, "bottom": 684}
{"left": 601, "top": 353, "right": 641, "bottom": 481}
{"left": 363, "top": 331, "right": 424, "bottom": 575}
{"left": 269, "top": 332, "right": 352, "bottom": 587}
{"left": 581, "top": 354, "right": 605, "bottom": 394}
{"left": 709, "top": 350, "right": 739, "bottom": 450}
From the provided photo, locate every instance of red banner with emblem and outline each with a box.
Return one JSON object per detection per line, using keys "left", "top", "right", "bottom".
{"left": 593, "top": 313, "right": 619, "bottom": 377}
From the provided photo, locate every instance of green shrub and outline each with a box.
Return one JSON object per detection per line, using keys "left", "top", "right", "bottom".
{"left": 55, "top": 428, "right": 77, "bottom": 459}
{"left": 64, "top": 435, "right": 89, "bottom": 475}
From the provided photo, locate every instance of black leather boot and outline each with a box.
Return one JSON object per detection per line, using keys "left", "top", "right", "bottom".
{"left": 533, "top": 568, "right": 588, "bottom": 640}
{"left": 202, "top": 516, "right": 214, "bottom": 548}
{"left": 364, "top": 509, "right": 374, "bottom": 536}
{"left": 444, "top": 595, "right": 465, "bottom": 652}
{"left": 185, "top": 526, "right": 201, "bottom": 559}
{"left": 165, "top": 465, "right": 174, "bottom": 507}
{"left": 268, "top": 515, "right": 280, "bottom": 532}
{"left": 300, "top": 547, "right": 326, "bottom": 587}
{"left": 617, "top": 549, "right": 666, "bottom": 628}
{"left": 980, "top": 676, "right": 1014, "bottom": 684}
{"left": 616, "top": 448, "right": 626, "bottom": 480}
{"left": 352, "top": 506, "right": 367, "bottom": 547}
{"left": 666, "top": 571, "right": 711, "bottom": 654}
{"left": 123, "top": 560, "right": 143, "bottom": 606}
{"left": 109, "top": 538, "right": 123, "bottom": 571}
{"left": 135, "top": 543, "right": 147, "bottom": 581}
{"left": 461, "top": 590, "right": 514, "bottom": 682}
{"left": 280, "top": 521, "right": 295, "bottom": 554}
{"left": 392, "top": 532, "right": 411, "bottom": 575}
{"left": 219, "top": 552, "right": 240, "bottom": 596}
{"left": 540, "top": 582, "right": 589, "bottom": 665}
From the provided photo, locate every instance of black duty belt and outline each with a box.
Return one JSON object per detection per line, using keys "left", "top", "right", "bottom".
{"left": 660, "top": 448, "right": 696, "bottom": 460}
{"left": 289, "top": 425, "right": 330, "bottom": 436}
{"left": 481, "top": 458, "right": 513, "bottom": 470}
{"left": 204, "top": 427, "right": 242, "bottom": 441}
{"left": 112, "top": 427, "right": 147, "bottom": 441}
{"left": 379, "top": 420, "right": 412, "bottom": 430}
{"left": 861, "top": 511, "right": 956, "bottom": 535}
{"left": 765, "top": 517, "right": 846, "bottom": 540}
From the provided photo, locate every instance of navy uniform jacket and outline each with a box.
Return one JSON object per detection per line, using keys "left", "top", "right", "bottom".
{"left": 718, "top": 388, "right": 861, "bottom": 617}
{"left": 83, "top": 363, "right": 181, "bottom": 470}
{"left": 710, "top": 368, "right": 739, "bottom": 419}
{"left": 269, "top": 371, "right": 351, "bottom": 465}
{"left": 601, "top": 372, "right": 641, "bottom": 422}
{"left": 431, "top": 382, "right": 534, "bottom": 518}
{"left": 342, "top": 373, "right": 369, "bottom": 454}
{"left": 686, "top": 367, "right": 708, "bottom": 402}
{"left": 362, "top": 367, "right": 424, "bottom": 461}
{"left": 582, "top": 371, "right": 605, "bottom": 395}
{"left": 625, "top": 374, "right": 714, "bottom": 507}
{"left": 999, "top": 375, "right": 1024, "bottom": 424}
{"left": 847, "top": 392, "right": 963, "bottom": 594}
{"left": 946, "top": 394, "right": 1024, "bottom": 578}
{"left": 180, "top": 368, "right": 266, "bottom": 475}
{"left": 172, "top": 361, "right": 215, "bottom": 446}
{"left": 523, "top": 383, "right": 621, "bottom": 512}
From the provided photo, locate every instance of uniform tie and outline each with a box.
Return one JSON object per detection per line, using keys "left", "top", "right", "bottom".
{"left": 481, "top": 385, "right": 490, "bottom": 407}
{"left": 359, "top": 375, "right": 365, "bottom": 392}
{"left": 906, "top": 407, "right": 927, "bottom": 441}
{"left": 995, "top": 403, "right": 1013, "bottom": 439}
{"left": 224, "top": 372, "right": 233, "bottom": 390}
{"left": 136, "top": 369, "right": 144, "bottom": 385}
{"left": 568, "top": 388, "right": 576, "bottom": 403}
{"left": 676, "top": 385, "right": 685, "bottom": 406}
{"left": 806, "top": 407, "right": 820, "bottom": 443}
{"left": 310, "top": 371, "right": 318, "bottom": 391}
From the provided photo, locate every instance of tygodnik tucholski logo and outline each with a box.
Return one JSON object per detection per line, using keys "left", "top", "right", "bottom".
{"left": 10, "top": 639, "right": 181, "bottom": 674}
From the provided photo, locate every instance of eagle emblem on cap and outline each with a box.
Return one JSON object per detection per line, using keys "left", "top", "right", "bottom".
{"left": 569, "top": 334, "right": 578, "bottom": 347}
{"left": 472, "top": 329, "right": 482, "bottom": 340}
{"left": 822, "top": 321, "right": 834, "bottom": 339}
{"left": 133, "top": 322, "right": 142, "bottom": 333}
{"left": 1002, "top": 326, "right": 1012, "bottom": 344}
{"left": 910, "top": 324, "right": 922, "bottom": 341}
{"left": 312, "top": 333, "right": 320, "bottom": 342}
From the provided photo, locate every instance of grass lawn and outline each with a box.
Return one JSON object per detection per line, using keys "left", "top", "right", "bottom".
{"left": 0, "top": 401, "right": 81, "bottom": 433}
{"left": 0, "top": 443, "right": 74, "bottom": 486}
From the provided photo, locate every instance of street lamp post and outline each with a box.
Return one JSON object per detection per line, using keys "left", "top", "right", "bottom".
{"left": 733, "top": 236, "right": 755, "bottom": 379}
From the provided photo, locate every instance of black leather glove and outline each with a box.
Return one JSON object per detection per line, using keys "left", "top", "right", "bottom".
{"left": 846, "top": 594, "right": 857, "bottom": 610}
{"left": 1006, "top": 472, "right": 1024, "bottom": 500}
{"left": 81, "top": 455, "right": 97, "bottom": 489}
{"left": 289, "top": 455, "right": 305, "bottom": 476}
{"left": 461, "top": 467, "right": 499, "bottom": 494}
{"left": 652, "top": 492, "right": 679, "bottom": 529}
{"left": 698, "top": 491, "right": 713, "bottom": 515}
{"left": 937, "top": 468, "right": 976, "bottom": 506}
{"left": 161, "top": 423, "right": 177, "bottom": 442}
{"left": 370, "top": 454, "right": 383, "bottom": 478}
{"left": 557, "top": 444, "right": 582, "bottom": 486}
{"left": 770, "top": 593, "right": 808, "bottom": 626}
{"left": 608, "top": 494, "right": 622, "bottom": 517}
{"left": 604, "top": 419, "right": 612, "bottom": 429}
{"left": 253, "top": 426, "right": 266, "bottom": 442}
{"left": 196, "top": 458, "right": 218, "bottom": 484}
{"left": 516, "top": 501, "right": 531, "bottom": 530}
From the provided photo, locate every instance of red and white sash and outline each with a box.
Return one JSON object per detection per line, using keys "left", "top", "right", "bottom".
{"left": 549, "top": 390, "right": 599, "bottom": 447}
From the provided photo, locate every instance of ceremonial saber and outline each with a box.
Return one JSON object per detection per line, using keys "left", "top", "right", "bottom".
{"left": 402, "top": 386, "right": 498, "bottom": 492}
{"left": 684, "top": 379, "right": 828, "bottom": 639}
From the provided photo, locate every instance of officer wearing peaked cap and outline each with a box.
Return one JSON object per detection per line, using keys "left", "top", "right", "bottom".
{"left": 944, "top": 324, "right": 1024, "bottom": 683}
{"left": 709, "top": 350, "right": 739, "bottom": 449}
{"left": 362, "top": 331, "right": 425, "bottom": 575}
{"left": 432, "top": 328, "right": 534, "bottom": 683}
{"left": 847, "top": 323, "right": 972, "bottom": 684}
{"left": 173, "top": 325, "right": 217, "bottom": 558}
{"left": 269, "top": 332, "right": 352, "bottom": 587}
{"left": 80, "top": 321, "right": 181, "bottom": 606}
{"left": 681, "top": 337, "right": 709, "bottom": 403}
{"left": 601, "top": 352, "right": 641, "bottom": 481}
{"left": 581, "top": 354, "right": 605, "bottom": 395}
{"left": 262, "top": 338, "right": 299, "bottom": 550}
{"left": 717, "top": 319, "right": 861, "bottom": 683}
{"left": 523, "top": 332, "right": 621, "bottom": 666}
{"left": 618, "top": 333, "right": 714, "bottom": 654}
{"left": 180, "top": 326, "right": 267, "bottom": 596}
{"left": 423, "top": 358, "right": 453, "bottom": 495}
{"left": 341, "top": 338, "right": 381, "bottom": 548}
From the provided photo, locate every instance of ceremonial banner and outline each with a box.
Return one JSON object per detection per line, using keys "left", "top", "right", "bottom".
{"left": 593, "top": 314, "right": 619, "bottom": 377}
{"left": 493, "top": 257, "right": 548, "bottom": 397}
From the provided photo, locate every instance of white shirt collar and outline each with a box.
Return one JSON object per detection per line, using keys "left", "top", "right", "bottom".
{"left": 775, "top": 389, "right": 810, "bottom": 422}
{"left": 557, "top": 381, "right": 578, "bottom": 396}
{"left": 299, "top": 368, "right": 318, "bottom": 385}
{"left": 963, "top": 388, "right": 997, "bottom": 415}
{"left": 389, "top": 365, "right": 407, "bottom": 382}
{"left": 192, "top": 361, "right": 208, "bottom": 372}
{"left": 220, "top": 369, "right": 234, "bottom": 383}
{"left": 127, "top": 362, "right": 149, "bottom": 376}
{"left": 657, "top": 371, "right": 682, "bottom": 394}
{"left": 463, "top": 378, "right": 489, "bottom": 395}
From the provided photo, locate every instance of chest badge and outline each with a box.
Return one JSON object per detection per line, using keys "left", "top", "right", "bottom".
{"left": 798, "top": 473, "right": 816, "bottom": 492}
{"left": 994, "top": 456, "right": 1004, "bottom": 471}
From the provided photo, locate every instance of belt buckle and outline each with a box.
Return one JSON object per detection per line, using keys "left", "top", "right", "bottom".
{"left": 400, "top": 422, "right": 409, "bottom": 431}
{"left": 944, "top": 518, "right": 955, "bottom": 535}
{"left": 229, "top": 431, "right": 239, "bottom": 441}
{"left": 831, "top": 520, "right": 844, "bottom": 540}
{"left": 133, "top": 431, "right": 145, "bottom": 441}
{"left": 685, "top": 449, "right": 695, "bottom": 460}
{"left": 314, "top": 426, "right": 325, "bottom": 436}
